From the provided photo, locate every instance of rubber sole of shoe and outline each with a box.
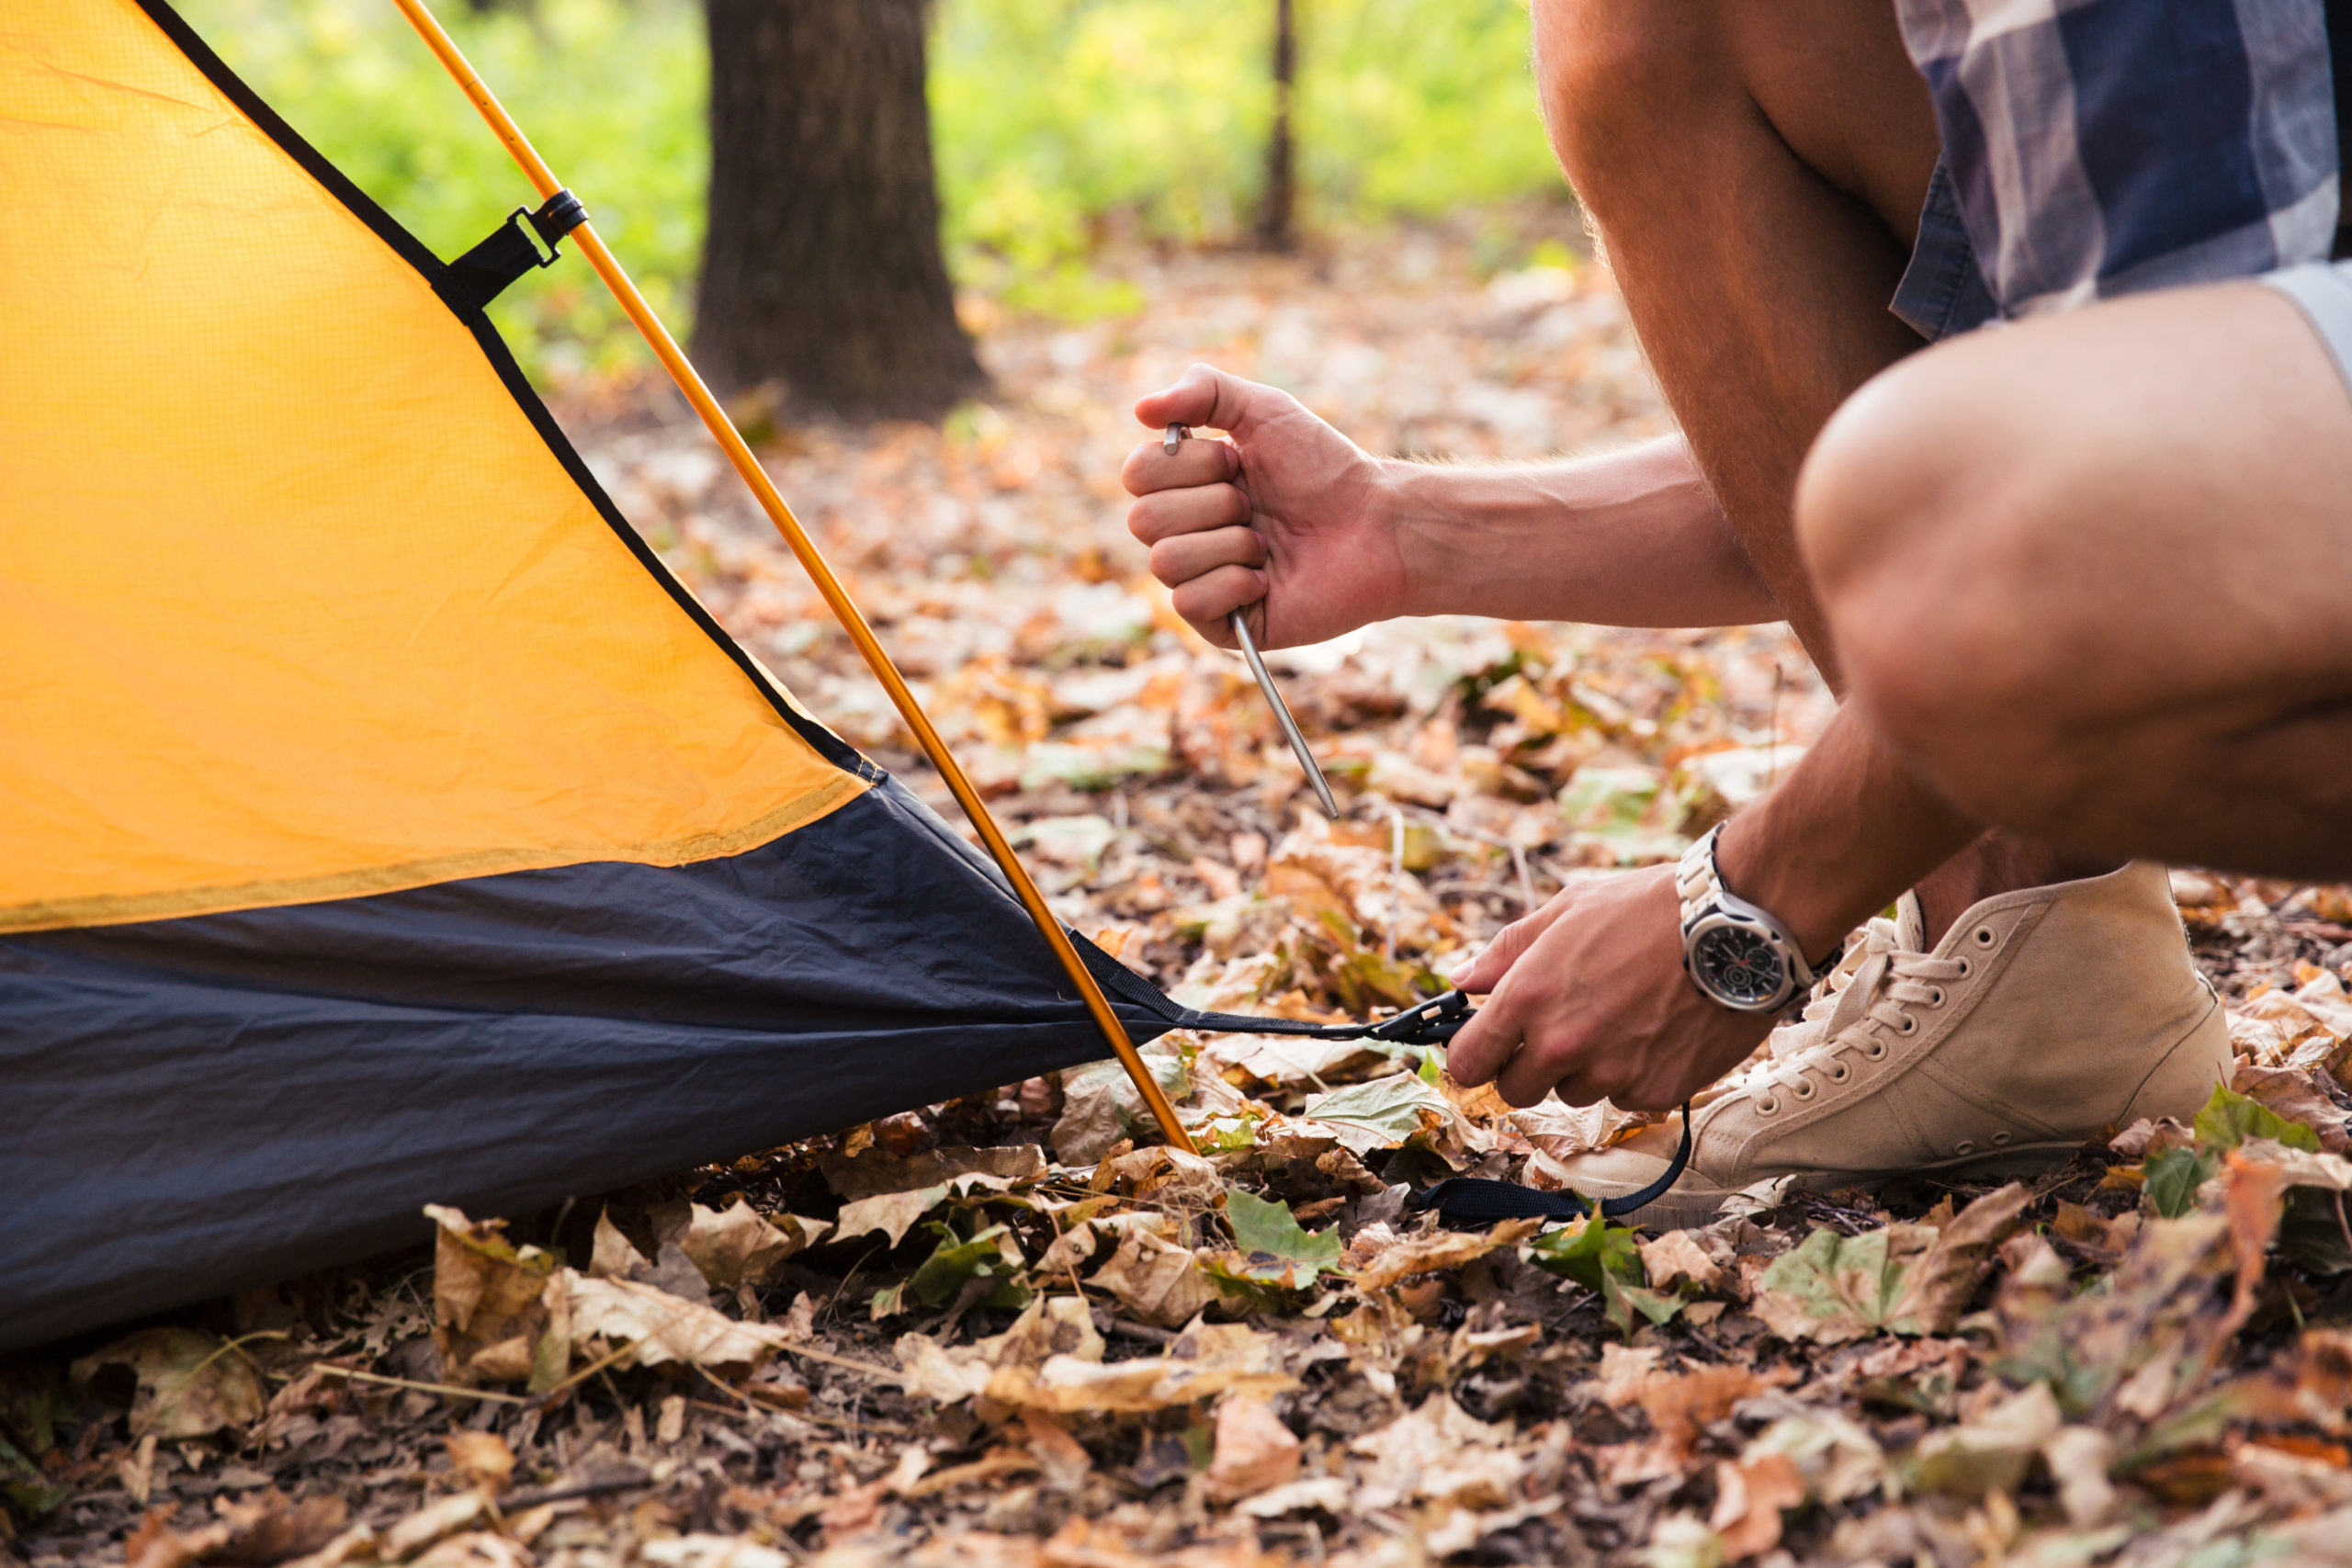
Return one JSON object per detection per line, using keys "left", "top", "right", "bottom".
{"left": 1573, "top": 1141, "right": 2088, "bottom": 1230}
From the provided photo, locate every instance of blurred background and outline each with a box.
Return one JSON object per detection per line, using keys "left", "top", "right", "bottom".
{"left": 182, "top": 0, "right": 1570, "bottom": 394}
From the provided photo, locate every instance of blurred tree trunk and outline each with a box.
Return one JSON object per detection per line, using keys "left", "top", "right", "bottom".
{"left": 695, "top": 0, "right": 985, "bottom": 421}
{"left": 1255, "top": 0, "right": 1296, "bottom": 251}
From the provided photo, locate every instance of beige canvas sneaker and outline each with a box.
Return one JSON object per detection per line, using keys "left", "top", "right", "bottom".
{"left": 1551, "top": 860, "right": 2230, "bottom": 1227}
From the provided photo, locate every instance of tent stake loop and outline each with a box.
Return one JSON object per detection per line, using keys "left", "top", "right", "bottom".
{"left": 388, "top": 0, "right": 1196, "bottom": 1155}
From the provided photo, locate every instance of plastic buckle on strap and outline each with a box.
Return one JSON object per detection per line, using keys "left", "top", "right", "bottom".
{"left": 1365, "top": 988, "right": 1472, "bottom": 1046}
{"left": 496, "top": 188, "right": 589, "bottom": 271}
{"left": 439, "top": 189, "right": 592, "bottom": 314}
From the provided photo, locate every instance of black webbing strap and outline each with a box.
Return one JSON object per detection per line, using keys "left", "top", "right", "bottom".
{"left": 437, "top": 189, "right": 591, "bottom": 314}
{"left": 1072, "top": 930, "right": 1475, "bottom": 1046}
{"left": 1408, "top": 1100, "right": 1694, "bottom": 1227}
{"left": 1069, "top": 932, "right": 1695, "bottom": 1222}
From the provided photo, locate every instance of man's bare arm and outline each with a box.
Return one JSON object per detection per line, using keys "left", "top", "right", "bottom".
{"left": 1125, "top": 367, "right": 1780, "bottom": 647}
{"left": 1382, "top": 435, "right": 1781, "bottom": 628}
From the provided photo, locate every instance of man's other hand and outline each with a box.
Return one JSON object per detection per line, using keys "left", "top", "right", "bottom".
{"left": 1125, "top": 364, "right": 1408, "bottom": 649}
{"left": 1443, "top": 864, "right": 1776, "bottom": 1111}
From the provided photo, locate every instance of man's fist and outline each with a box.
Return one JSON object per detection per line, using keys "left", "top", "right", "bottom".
{"left": 1124, "top": 364, "right": 1409, "bottom": 649}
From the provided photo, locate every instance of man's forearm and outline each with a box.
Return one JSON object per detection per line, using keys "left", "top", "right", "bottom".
{"left": 1380, "top": 434, "right": 1781, "bottom": 628}
{"left": 1714, "top": 705, "right": 1983, "bottom": 962}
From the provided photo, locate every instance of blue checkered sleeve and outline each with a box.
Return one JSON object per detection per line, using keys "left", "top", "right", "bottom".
{"left": 1895, "top": 0, "right": 2339, "bottom": 322}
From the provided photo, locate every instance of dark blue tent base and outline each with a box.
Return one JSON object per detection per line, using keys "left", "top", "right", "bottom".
{"left": 0, "top": 778, "right": 1173, "bottom": 1352}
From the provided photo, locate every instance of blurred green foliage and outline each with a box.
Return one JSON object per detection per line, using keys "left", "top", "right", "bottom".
{"left": 178, "top": 0, "right": 1559, "bottom": 376}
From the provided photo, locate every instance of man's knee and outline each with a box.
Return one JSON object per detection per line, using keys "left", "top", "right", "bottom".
{"left": 1796, "top": 362, "right": 2098, "bottom": 822}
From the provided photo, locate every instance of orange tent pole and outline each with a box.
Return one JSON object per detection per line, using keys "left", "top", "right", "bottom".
{"left": 387, "top": 0, "right": 1195, "bottom": 1156}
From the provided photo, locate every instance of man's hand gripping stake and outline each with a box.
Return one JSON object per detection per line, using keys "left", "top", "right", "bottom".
{"left": 1165, "top": 423, "right": 1340, "bottom": 818}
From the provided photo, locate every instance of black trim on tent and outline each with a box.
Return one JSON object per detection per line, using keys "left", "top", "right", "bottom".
{"left": 128, "top": 0, "right": 875, "bottom": 783}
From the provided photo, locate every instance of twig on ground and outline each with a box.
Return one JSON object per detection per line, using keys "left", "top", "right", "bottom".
{"left": 311, "top": 1365, "right": 526, "bottom": 1405}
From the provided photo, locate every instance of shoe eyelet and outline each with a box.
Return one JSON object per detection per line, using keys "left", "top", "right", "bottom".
{"left": 1899, "top": 1014, "right": 1919, "bottom": 1035}
{"left": 1829, "top": 1063, "right": 1850, "bottom": 1084}
{"left": 1973, "top": 927, "right": 1996, "bottom": 947}
{"left": 1956, "top": 957, "right": 1973, "bottom": 978}
{"left": 1992, "top": 1131, "right": 2012, "bottom": 1146}
{"left": 1928, "top": 986, "right": 1946, "bottom": 1008}
{"left": 1757, "top": 1097, "right": 1778, "bottom": 1115}
{"left": 1792, "top": 1080, "right": 1815, "bottom": 1100}
{"left": 1955, "top": 1139, "right": 1976, "bottom": 1156}
{"left": 1864, "top": 1041, "right": 1887, "bottom": 1061}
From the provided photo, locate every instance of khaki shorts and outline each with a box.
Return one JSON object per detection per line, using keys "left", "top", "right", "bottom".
{"left": 2264, "top": 260, "right": 2352, "bottom": 394}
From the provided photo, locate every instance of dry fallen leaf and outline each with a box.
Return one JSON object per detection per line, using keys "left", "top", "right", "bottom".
{"left": 1913, "top": 1382, "right": 2063, "bottom": 1500}
{"left": 980, "top": 1294, "right": 1105, "bottom": 1370}
{"left": 444, "top": 1430, "right": 514, "bottom": 1491}
{"left": 677, "top": 1197, "right": 830, "bottom": 1289}
{"left": 565, "top": 1274, "right": 788, "bottom": 1369}
{"left": 1105, "top": 1145, "right": 1224, "bottom": 1207}
{"left": 1709, "top": 1451, "right": 1806, "bottom": 1561}
{"left": 1638, "top": 1229, "right": 1725, "bottom": 1293}
{"left": 984, "top": 1321, "right": 1291, "bottom": 1415}
{"left": 1088, "top": 1225, "right": 1221, "bottom": 1329}
{"left": 1351, "top": 1217, "right": 1537, "bottom": 1291}
{"left": 1203, "top": 1393, "right": 1303, "bottom": 1502}
{"left": 832, "top": 1183, "right": 953, "bottom": 1249}
{"left": 423, "top": 1205, "right": 568, "bottom": 1390}
{"left": 123, "top": 1491, "right": 347, "bottom": 1568}
{"left": 72, "top": 1327, "right": 266, "bottom": 1441}
{"left": 1350, "top": 1393, "right": 1524, "bottom": 1507}
{"left": 1751, "top": 1183, "right": 2029, "bottom": 1343}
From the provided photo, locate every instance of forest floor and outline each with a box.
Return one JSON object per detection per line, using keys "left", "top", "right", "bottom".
{"left": 17, "top": 209, "right": 2352, "bottom": 1568}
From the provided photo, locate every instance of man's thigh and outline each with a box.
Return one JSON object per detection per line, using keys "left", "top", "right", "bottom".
{"left": 1804, "top": 280, "right": 2352, "bottom": 874}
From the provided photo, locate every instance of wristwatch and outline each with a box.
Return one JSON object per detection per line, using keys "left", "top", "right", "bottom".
{"left": 1676, "top": 825, "right": 1835, "bottom": 1014}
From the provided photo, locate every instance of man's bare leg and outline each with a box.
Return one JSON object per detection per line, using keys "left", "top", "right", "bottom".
{"left": 1803, "top": 282, "right": 2352, "bottom": 880}
{"left": 1533, "top": 0, "right": 2108, "bottom": 941}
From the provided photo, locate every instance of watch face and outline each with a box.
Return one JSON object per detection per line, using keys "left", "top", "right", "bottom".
{"left": 1691, "top": 923, "right": 1787, "bottom": 1008}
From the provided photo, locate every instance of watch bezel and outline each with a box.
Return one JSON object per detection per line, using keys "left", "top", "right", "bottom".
{"left": 1676, "top": 825, "right": 1826, "bottom": 1016}
{"left": 1681, "top": 903, "right": 1803, "bottom": 1012}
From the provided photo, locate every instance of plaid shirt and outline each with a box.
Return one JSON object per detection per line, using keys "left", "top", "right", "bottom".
{"left": 1893, "top": 0, "right": 2339, "bottom": 335}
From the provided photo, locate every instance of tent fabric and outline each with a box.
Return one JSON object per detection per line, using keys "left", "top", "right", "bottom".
{"left": 0, "top": 0, "right": 1177, "bottom": 1351}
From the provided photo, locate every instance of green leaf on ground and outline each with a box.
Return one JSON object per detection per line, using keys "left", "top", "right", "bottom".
{"left": 2145, "top": 1146, "right": 2221, "bottom": 1219}
{"left": 1, "top": 1429, "right": 67, "bottom": 1518}
{"left": 2194, "top": 1084, "right": 2321, "bottom": 1155}
{"left": 1221, "top": 1190, "right": 1343, "bottom": 1289}
{"left": 1302, "top": 1072, "right": 1453, "bottom": 1153}
{"left": 1524, "top": 1213, "right": 1664, "bottom": 1336}
{"left": 899, "top": 1222, "right": 1030, "bottom": 1314}
{"left": 1753, "top": 1224, "right": 1940, "bottom": 1344}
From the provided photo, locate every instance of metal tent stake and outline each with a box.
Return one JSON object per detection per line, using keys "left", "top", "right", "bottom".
{"left": 390, "top": 0, "right": 1194, "bottom": 1155}
{"left": 1162, "top": 424, "right": 1338, "bottom": 818}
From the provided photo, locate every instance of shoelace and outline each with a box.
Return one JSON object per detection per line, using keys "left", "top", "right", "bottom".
{"left": 1746, "top": 918, "right": 1968, "bottom": 1105}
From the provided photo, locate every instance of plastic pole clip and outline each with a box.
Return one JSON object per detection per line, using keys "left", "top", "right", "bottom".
{"left": 526, "top": 189, "right": 589, "bottom": 252}
{"left": 438, "top": 189, "right": 593, "bottom": 315}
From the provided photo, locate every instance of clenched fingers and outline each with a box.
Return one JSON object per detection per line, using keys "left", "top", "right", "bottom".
{"left": 1121, "top": 432, "right": 1238, "bottom": 498}
{"left": 1170, "top": 564, "right": 1268, "bottom": 640}
{"left": 1148, "top": 525, "right": 1267, "bottom": 593}
{"left": 1127, "top": 479, "right": 1251, "bottom": 547}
